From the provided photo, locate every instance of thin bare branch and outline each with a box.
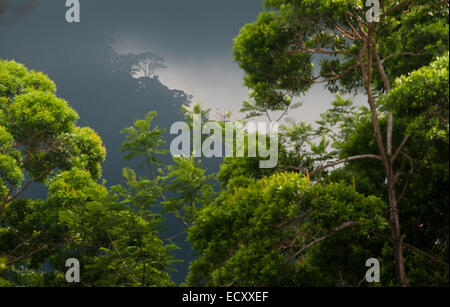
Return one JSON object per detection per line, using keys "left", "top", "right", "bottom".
{"left": 107, "top": 232, "right": 142, "bottom": 285}
{"left": 285, "top": 221, "right": 357, "bottom": 263}
{"left": 392, "top": 135, "right": 410, "bottom": 162}
{"left": 396, "top": 151, "right": 414, "bottom": 204}
{"left": 403, "top": 242, "right": 449, "bottom": 269}
{"left": 381, "top": 52, "right": 424, "bottom": 64}
{"left": 310, "top": 154, "right": 382, "bottom": 177}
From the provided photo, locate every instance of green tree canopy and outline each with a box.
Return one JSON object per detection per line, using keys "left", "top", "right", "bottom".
{"left": 231, "top": 0, "right": 448, "bottom": 286}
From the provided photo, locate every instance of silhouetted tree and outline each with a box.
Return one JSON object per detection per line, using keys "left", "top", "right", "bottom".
{"left": 112, "top": 51, "right": 167, "bottom": 78}
{"left": 131, "top": 52, "right": 167, "bottom": 78}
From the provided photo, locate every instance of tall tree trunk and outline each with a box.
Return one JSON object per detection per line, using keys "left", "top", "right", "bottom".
{"left": 387, "top": 165, "right": 409, "bottom": 287}
{"left": 372, "top": 39, "right": 409, "bottom": 287}
{"left": 360, "top": 33, "right": 409, "bottom": 286}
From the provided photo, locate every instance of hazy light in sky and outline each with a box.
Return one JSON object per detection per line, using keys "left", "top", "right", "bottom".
{"left": 112, "top": 37, "right": 366, "bottom": 128}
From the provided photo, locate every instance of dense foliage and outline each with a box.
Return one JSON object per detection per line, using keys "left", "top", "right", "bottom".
{"left": 0, "top": 0, "right": 448, "bottom": 287}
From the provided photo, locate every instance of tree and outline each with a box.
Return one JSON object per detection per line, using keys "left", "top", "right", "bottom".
{"left": 187, "top": 172, "right": 386, "bottom": 286}
{"left": 0, "top": 61, "right": 175, "bottom": 287}
{"left": 185, "top": 56, "right": 449, "bottom": 285}
{"left": 0, "top": 59, "right": 106, "bottom": 221}
{"left": 161, "top": 156, "right": 214, "bottom": 228}
{"left": 112, "top": 52, "right": 167, "bottom": 79}
{"left": 332, "top": 55, "right": 449, "bottom": 285}
{"left": 0, "top": 59, "right": 104, "bottom": 282}
{"left": 120, "top": 111, "right": 168, "bottom": 176}
{"left": 47, "top": 168, "right": 177, "bottom": 287}
{"left": 233, "top": 0, "right": 448, "bottom": 286}
{"left": 132, "top": 56, "right": 167, "bottom": 79}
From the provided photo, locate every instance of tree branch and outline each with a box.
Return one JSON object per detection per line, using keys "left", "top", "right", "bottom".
{"left": 381, "top": 52, "right": 424, "bottom": 64}
{"left": 396, "top": 151, "right": 414, "bottom": 204}
{"left": 403, "top": 242, "right": 449, "bottom": 269}
{"left": 392, "top": 135, "right": 410, "bottom": 162}
{"left": 380, "top": 0, "right": 414, "bottom": 18}
{"left": 0, "top": 171, "right": 49, "bottom": 222}
{"left": 310, "top": 154, "right": 382, "bottom": 177}
{"left": 284, "top": 221, "right": 357, "bottom": 263}
{"left": 107, "top": 232, "right": 142, "bottom": 285}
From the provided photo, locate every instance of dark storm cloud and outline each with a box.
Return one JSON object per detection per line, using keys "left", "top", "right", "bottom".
{"left": 88, "top": 0, "right": 263, "bottom": 57}
{"left": 1, "top": 0, "right": 263, "bottom": 57}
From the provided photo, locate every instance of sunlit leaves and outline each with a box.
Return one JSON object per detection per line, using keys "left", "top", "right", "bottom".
{"left": 162, "top": 157, "right": 214, "bottom": 224}
{"left": 380, "top": 54, "right": 449, "bottom": 141}
{"left": 0, "top": 59, "right": 105, "bottom": 191}
{"left": 187, "top": 172, "right": 386, "bottom": 286}
{"left": 120, "top": 111, "right": 167, "bottom": 168}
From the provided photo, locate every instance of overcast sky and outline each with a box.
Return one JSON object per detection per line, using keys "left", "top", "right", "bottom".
{"left": 1, "top": 0, "right": 364, "bottom": 125}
